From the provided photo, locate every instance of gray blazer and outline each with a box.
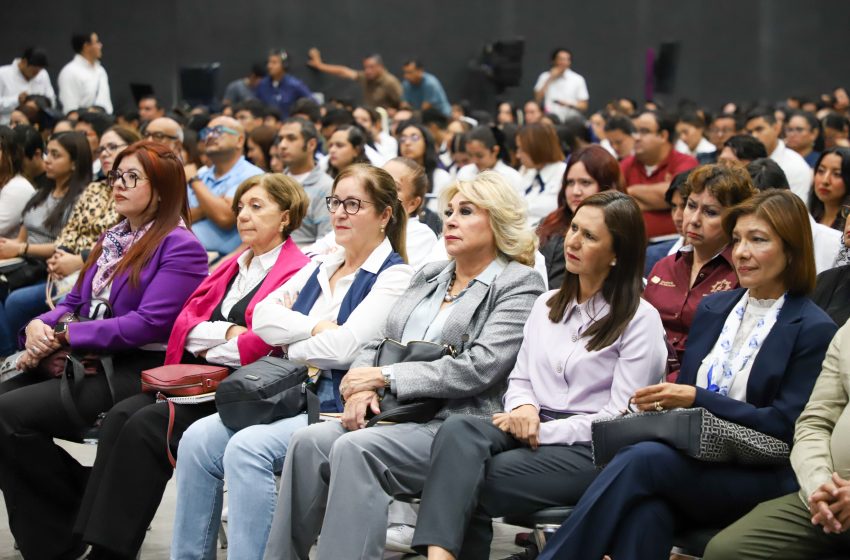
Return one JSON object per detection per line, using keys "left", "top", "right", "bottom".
{"left": 350, "top": 259, "right": 545, "bottom": 419}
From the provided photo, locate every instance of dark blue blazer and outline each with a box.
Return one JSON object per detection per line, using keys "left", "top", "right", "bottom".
{"left": 677, "top": 288, "right": 837, "bottom": 444}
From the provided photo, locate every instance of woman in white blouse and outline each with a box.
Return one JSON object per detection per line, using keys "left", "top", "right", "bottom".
{"left": 0, "top": 127, "right": 35, "bottom": 238}
{"left": 171, "top": 164, "right": 413, "bottom": 560}
{"left": 410, "top": 191, "right": 667, "bottom": 560}
{"left": 455, "top": 126, "right": 524, "bottom": 193}
{"left": 516, "top": 122, "right": 567, "bottom": 226}
{"left": 68, "top": 174, "right": 312, "bottom": 559}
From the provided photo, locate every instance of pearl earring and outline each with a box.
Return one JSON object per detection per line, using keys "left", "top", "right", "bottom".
{"left": 610, "top": 259, "right": 617, "bottom": 266}
{"left": 380, "top": 224, "right": 386, "bottom": 233}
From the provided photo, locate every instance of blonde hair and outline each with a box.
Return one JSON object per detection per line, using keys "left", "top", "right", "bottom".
{"left": 439, "top": 170, "right": 537, "bottom": 266}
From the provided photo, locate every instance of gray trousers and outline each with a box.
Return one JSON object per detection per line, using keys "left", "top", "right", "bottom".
{"left": 263, "top": 419, "right": 441, "bottom": 560}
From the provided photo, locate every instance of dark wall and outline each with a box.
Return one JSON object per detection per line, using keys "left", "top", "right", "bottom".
{"left": 3, "top": 0, "right": 847, "bottom": 116}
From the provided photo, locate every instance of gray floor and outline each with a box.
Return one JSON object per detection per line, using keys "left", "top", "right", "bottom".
{"left": 0, "top": 440, "right": 526, "bottom": 559}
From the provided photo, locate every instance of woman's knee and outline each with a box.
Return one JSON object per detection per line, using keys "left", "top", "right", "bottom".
{"left": 178, "top": 414, "right": 229, "bottom": 467}
{"left": 223, "top": 425, "right": 277, "bottom": 473}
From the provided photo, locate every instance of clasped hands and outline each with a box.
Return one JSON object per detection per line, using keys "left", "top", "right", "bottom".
{"left": 339, "top": 367, "right": 386, "bottom": 431}
{"left": 493, "top": 404, "right": 541, "bottom": 449}
{"left": 17, "top": 319, "right": 62, "bottom": 370}
{"left": 809, "top": 472, "right": 850, "bottom": 534}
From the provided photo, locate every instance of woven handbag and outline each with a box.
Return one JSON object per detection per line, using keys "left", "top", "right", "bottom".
{"left": 590, "top": 406, "right": 790, "bottom": 467}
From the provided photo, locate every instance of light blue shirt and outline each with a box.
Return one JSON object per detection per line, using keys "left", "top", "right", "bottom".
{"left": 401, "top": 258, "right": 507, "bottom": 343}
{"left": 402, "top": 72, "right": 451, "bottom": 116}
{"left": 190, "top": 156, "right": 263, "bottom": 254}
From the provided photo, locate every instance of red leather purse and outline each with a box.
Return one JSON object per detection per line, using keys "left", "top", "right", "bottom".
{"left": 141, "top": 363, "right": 230, "bottom": 397}
{"left": 140, "top": 363, "right": 230, "bottom": 467}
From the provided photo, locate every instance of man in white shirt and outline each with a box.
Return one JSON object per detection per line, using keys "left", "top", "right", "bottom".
{"left": 57, "top": 32, "right": 113, "bottom": 114}
{"left": 0, "top": 47, "right": 55, "bottom": 125}
{"left": 533, "top": 48, "right": 589, "bottom": 122}
{"left": 745, "top": 108, "right": 812, "bottom": 201}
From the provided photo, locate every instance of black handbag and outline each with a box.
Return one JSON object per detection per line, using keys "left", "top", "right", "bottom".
{"left": 215, "top": 356, "right": 319, "bottom": 431}
{"left": 590, "top": 406, "right": 790, "bottom": 467}
{"left": 365, "top": 339, "right": 456, "bottom": 428}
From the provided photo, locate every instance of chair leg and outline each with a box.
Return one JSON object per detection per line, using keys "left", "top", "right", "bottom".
{"left": 533, "top": 523, "right": 562, "bottom": 551}
{"left": 219, "top": 520, "right": 228, "bottom": 549}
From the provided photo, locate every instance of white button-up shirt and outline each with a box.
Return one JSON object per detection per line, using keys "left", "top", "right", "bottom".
{"left": 252, "top": 238, "right": 413, "bottom": 370}
{"left": 533, "top": 68, "right": 589, "bottom": 122}
{"left": 183, "top": 243, "right": 284, "bottom": 366}
{"left": 770, "top": 140, "right": 813, "bottom": 203}
{"left": 456, "top": 160, "right": 524, "bottom": 193}
{"left": 518, "top": 161, "right": 567, "bottom": 226}
{"left": 57, "top": 54, "right": 112, "bottom": 113}
{"left": 0, "top": 59, "right": 56, "bottom": 124}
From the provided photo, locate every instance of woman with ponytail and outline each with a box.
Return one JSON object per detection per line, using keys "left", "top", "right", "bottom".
{"left": 172, "top": 163, "right": 413, "bottom": 560}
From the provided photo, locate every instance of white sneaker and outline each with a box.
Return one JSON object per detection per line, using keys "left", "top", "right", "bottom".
{"left": 385, "top": 523, "right": 416, "bottom": 554}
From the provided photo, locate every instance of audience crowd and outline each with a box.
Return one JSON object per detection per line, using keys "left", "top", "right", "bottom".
{"left": 1, "top": 31, "right": 850, "bottom": 560}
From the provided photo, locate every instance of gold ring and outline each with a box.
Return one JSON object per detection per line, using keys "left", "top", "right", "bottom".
{"left": 654, "top": 401, "right": 664, "bottom": 412}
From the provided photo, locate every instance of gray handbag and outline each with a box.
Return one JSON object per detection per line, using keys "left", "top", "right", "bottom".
{"left": 590, "top": 406, "right": 790, "bottom": 467}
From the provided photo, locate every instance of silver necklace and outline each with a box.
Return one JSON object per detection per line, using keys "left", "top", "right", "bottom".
{"left": 444, "top": 272, "right": 470, "bottom": 303}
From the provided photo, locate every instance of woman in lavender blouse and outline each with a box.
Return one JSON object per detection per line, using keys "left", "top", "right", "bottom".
{"left": 410, "top": 190, "right": 668, "bottom": 560}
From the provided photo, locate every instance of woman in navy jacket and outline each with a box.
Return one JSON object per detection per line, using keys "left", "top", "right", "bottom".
{"left": 538, "top": 190, "right": 838, "bottom": 560}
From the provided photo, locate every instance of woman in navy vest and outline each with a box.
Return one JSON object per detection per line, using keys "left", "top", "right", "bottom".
{"left": 171, "top": 164, "right": 413, "bottom": 560}
{"left": 537, "top": 190, "right": 837, "bottom": 560}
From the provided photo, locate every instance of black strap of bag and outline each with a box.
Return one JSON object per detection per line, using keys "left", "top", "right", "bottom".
{"left": 60, "top": 353, "right": 116, "bottom": 431}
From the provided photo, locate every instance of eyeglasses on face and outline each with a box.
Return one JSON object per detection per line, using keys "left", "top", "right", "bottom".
{"left": 325, "top": 196, "right": 375, "bottom": 215}
{"left": 399, "top": 133, "right": 422, "bottom": 144}
{"left": 841, "top": 205, "right": 850, "bottom": 220}
{"left": 144, "top": 131, "right": 179, "bottom": 142}
{"left": 107, "top": 169, "right": 149, "bottom": 190}
{"left": 95, "top": 142, "right": 127, "bottom": 156}
{"left": 200, "top": 125, "right": 239, "bottom": 141}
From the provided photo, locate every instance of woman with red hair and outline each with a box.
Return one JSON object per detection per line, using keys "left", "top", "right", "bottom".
{"left": 537, "top": 145, "right": 624, "bottom": 287}
{"left": 0, "top": 141, "right": 209, "bottom": 559}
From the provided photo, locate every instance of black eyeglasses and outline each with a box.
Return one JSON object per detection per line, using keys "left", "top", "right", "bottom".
{"left": 841, "top": 205, "right": 850, "bottom": 220}
{"left": 94, "top": 142, "right": 127, "bottom": 156}
{"left": 144, "top": 131, "right": 179, "bottom": 142}
{"left": 107, "top": 169, "right": 149, "bottom": 190}
{"left": 325, "top": 196, "right": 374, "bottom": 215}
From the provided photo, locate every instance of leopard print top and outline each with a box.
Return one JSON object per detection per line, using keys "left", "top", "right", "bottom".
{"left": 54, "top": 181, "right": 120, "bottom": 254}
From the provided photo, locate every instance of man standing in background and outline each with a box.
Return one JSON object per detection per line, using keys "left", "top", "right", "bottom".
{"left": 58, "top": 32, "right": 112, "bottom": 113}
{"left": 534, "top": 48, "right": 589, "bottom": 122}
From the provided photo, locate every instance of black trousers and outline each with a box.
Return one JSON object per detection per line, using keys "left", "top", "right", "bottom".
{"left": 0, "top": 350, "right": 164, "bottom": 560}
{"left": 74, "top": 392, "right": 216, "bottom": 558}
{"left": 411, "top": 415, "right": 599, "bottom": 560}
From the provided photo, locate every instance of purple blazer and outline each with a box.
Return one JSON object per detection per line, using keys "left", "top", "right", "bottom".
{"left": 27, "top": 227, "right": 209, "bottom": 353}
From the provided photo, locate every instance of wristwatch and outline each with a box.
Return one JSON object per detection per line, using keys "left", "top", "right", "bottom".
{"left": 381, "top": 368, "right": 392, "bottom": 389}
{"left": 53, "top": 322, "right": 70, "bottom": 346}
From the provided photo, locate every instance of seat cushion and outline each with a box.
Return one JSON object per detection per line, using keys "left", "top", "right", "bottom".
{"left": 503, "top": 506, "right": 574, "bottom": 528}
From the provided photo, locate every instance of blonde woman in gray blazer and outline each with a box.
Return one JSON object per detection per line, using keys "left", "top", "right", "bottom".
{"left": 263, "top": 172, "right": 545, "bottom": 560}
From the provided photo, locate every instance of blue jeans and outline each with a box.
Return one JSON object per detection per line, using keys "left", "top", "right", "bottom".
{"left": 171, "top": 377, "right": 334, "bottom": 560}
{"left": 0, "top": 282, "right": 50, "bottom": 356}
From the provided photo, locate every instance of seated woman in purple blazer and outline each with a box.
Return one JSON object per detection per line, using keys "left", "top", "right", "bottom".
{"left": 0, "top": 141, "right": 209, "bottom": 560}
{"left": 71, "top": 174, "right": 312, "bottom": 560}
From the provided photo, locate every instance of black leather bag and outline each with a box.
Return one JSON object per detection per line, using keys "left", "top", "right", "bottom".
{"left": 215, "top": 356, "right": 319, "bottom": 431}
{"left": 365, "top": 339, "right": 456, "bottom": 428}
{"left": 590, "top": 406, "right": 790, "bottom": 467}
